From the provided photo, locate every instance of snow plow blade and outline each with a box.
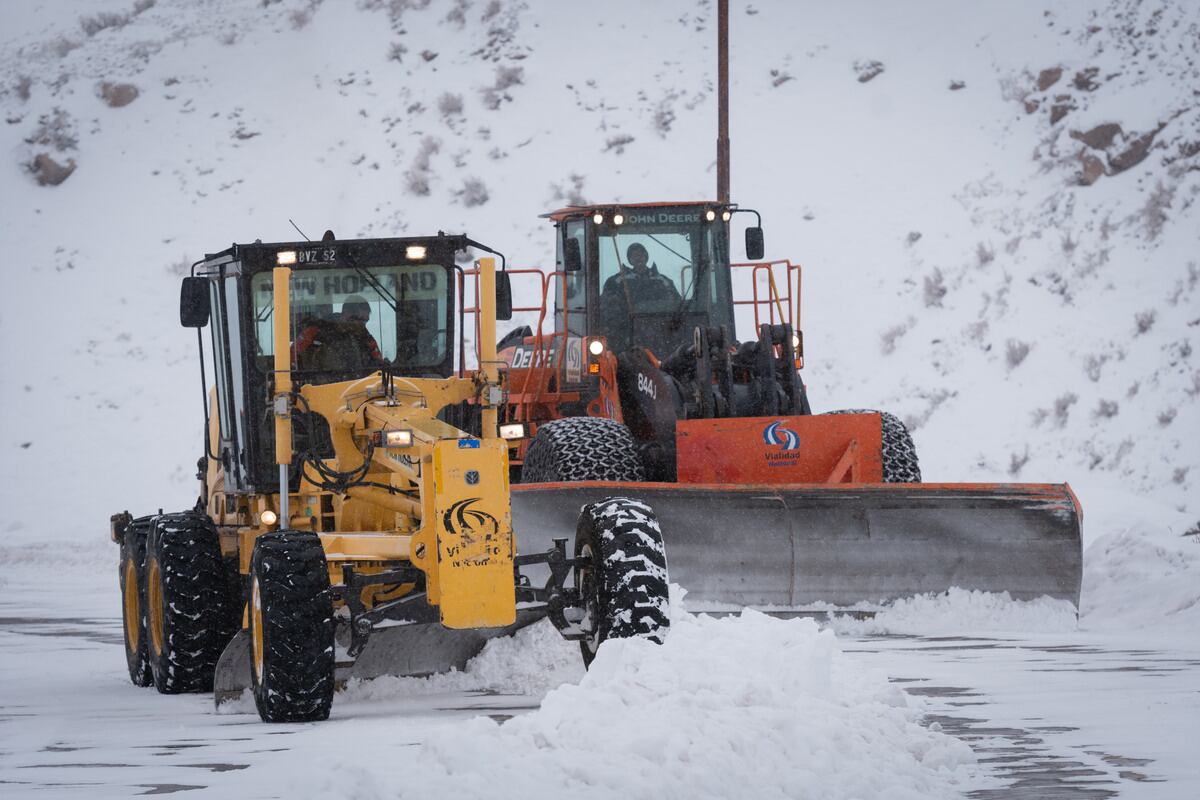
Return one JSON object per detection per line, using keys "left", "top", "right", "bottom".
{"left": 214, "top": 608, "right": 547, "bottom": 709}
{"left": 512, "top": 482, "right": 1082, "bottom": 609}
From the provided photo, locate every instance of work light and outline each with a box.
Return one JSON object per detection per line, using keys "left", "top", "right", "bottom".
{"left": 499, "top": 423, "right": 527, "bottom": 440}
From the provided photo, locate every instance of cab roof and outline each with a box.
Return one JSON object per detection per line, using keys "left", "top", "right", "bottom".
{"left": 200, "top": 232, "right": 474, "bottom": 264}
{"left": 540, "top": 201, "right": 722, "bottom": 222}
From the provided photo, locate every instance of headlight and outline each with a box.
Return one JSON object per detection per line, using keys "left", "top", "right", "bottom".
{"left": 792, "top": 333, "right": 801, "bottom": 351}
{"left": 405, "top": 245, "right": 427, "bottom": 260}
{"left": 612, "top": 213, "right": 624, "bottom": 225}
{"left": 722, "top": 210, "right": 732, "bottom": 222}
{"left": 385, "top": 429, "right": 413, "bottom": 447}
{"left": 499, "top": 423, "right": 527, "bottom": 440}
{"left": 277, "top": 250, "right": 297, "bottom": 265}
{"left": 592, "top": 212, "right": 604, "bottom": 225}
{"left": 260, "top": 510, "right": 278, "bottom": 526}
{"left": 372, "top": 429, "right": 414, "bottom": 447}
{"left": 705, "top": 209, "right": 717, "bottom": 222}
{"left": 588, "top": 339, "right": 605, "bottom": 356}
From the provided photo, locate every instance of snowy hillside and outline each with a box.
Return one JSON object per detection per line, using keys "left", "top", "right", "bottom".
{"left": 1, "top": 0, "right": 1198, "bottom": 629}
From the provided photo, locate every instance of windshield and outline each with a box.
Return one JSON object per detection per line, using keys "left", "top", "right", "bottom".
{"left": 595, "top": 207, "right": 731, "bottom": 355}
{"left": 251, "top": 263, "right": 451, "bottom": 383}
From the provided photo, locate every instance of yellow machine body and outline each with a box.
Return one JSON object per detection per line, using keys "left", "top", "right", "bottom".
{"left": 204, "top": 256, "right": 515, "bottom": 631}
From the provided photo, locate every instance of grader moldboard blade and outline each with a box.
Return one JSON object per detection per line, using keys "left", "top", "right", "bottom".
{"left": 511, "top": 482, "right": 1083, "bottom": 610}
{"left": 214, "top": 608, "right": 548, "bottom": 709}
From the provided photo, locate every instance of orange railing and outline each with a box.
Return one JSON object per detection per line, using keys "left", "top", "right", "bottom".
{"left": 458, "top": 266, "right": 574, "bottom": 422}
{"left": 730, "top": 259, "right": 802, "bottom": 335}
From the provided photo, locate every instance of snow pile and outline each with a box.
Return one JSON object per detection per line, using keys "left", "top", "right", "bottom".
{"left": 830, "top": 588, "right": 1079, "bottom": 636}
{"left": 1076, "top": 482, "right": 1200, "bottom": 631}
{"left": 278, "top": 595, "right": 975, "bottom": 800}
{"left": 344, "top": 615, "right": 584, "bottom": 700}
{"left": 1083, "top": 528, "right": 1200, "bottom": 630}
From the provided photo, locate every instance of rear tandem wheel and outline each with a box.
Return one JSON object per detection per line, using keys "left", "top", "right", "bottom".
{"left": 119, "top": 518, "right": 153, "bottom": 687}
{"left": 144, "top": 512, "right": 238, "bottom": 693}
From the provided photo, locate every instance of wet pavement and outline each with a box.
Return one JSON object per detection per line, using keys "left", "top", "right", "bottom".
{"left": 1, "top": 601, "right": 1196, "bottom": 798}
{"left": 0, "top": 601, "right": 541, "bottom": 798}
{"left": 844, "top": 634, "right": 1197, "bottom": 798}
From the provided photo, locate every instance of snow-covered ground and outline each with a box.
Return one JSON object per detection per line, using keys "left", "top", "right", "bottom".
{"left": 1, "top": 0, "right": 1198, "bottom": 797}
{"left": 2, "top": 569, "right": 1198, "bottom": 799}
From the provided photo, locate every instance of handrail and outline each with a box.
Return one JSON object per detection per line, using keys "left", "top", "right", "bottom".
{"left": 730, "top": 259, "right": 802, "bottom": 335}
{"left": 459, "top": 266, "right": 574, "bottom": 423}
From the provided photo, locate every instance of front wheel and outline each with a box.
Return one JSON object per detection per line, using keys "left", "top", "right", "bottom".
{"left": 249, "top": 530, "right": 334, "bottom": 723}
{"left": 824, "top": 409, "right": 921, "bottom": 483}
{"left": 575, "top": 497, "right": 670, "bottom": 667}
{"left": 521, "top": 417, "right": 644, "bottom": 483}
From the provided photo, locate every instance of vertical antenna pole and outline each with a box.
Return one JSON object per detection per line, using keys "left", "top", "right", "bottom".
{"left": 717, "top": 0, "right": 730, "bottom": 204}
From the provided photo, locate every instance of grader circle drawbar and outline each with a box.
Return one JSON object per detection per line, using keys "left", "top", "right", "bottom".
{"left": 111, "top": 231, "right": 670, "bottom": 723}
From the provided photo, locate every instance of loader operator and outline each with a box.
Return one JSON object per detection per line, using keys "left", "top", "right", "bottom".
{"left": 600, "top": 242, "right": 681, "bottom": 352}
{"left": 294, "top": 295, "right": 383, "bottom": 374}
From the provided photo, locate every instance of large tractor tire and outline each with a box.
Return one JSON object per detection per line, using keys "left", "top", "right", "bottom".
{"left": 119, "top": 517, "right": 153, "bottom": 687}
{"left": 145, "top": 512, "right": 238, "bottom": 694}
{"left": 825, "top": 409, "right": 922, "bottom": 483}
{"left": 249, "top": 530, "right": 334, "bottom": 723}
{"left": 574, "top": 497, "right": 670, "bottom": 667}
{"left": 521, "top": 417, "right": 645, "bottom": 483}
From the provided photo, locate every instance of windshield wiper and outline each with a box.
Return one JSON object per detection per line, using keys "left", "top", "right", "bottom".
{"left": 645, "top": 232, "right": 693, "bottom": 268}
{"left": 343, "top": 250, "right": 398, "bottom": 310}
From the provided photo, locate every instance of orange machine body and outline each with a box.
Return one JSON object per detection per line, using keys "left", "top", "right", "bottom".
{"left": 676, "top": 414, "right": 883, "bottom": 485}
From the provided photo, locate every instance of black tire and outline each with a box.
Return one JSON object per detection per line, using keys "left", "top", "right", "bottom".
{"left": 824, "top": 409, "right": 921, "bottom": 483}
{"left": 521, "top": 417, "right": 645, "bottom": 483}
{"left": 145, "top": 512, "right": 239, "bottom": 694}
{"left": 249, "top": 530, "right": 334, "bottom": 723}
{"left": 575, "top": 497, "right": 670, "bottom": 667}
{"left": 119, "top": 517, "right": 153, "bottom": 687}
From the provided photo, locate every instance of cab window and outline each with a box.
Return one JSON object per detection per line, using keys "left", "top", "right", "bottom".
{"left": 251, "top": 264, "right": 451, "bottom": 383}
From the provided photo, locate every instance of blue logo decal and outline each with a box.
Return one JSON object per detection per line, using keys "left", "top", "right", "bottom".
{"left": 458, "top": 439, "right": 481, "bottom": 449}
{"left": 762, "top": 421, "right": 800, "bottom": 451}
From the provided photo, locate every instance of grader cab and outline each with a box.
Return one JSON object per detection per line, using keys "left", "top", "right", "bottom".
{"left": 110, "top": 232, "right": 670, "bottom": 722}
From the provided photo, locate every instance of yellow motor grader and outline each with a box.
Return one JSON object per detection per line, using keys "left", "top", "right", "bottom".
{"left": 110, "top": 233, "right": 670, "bottom": 722}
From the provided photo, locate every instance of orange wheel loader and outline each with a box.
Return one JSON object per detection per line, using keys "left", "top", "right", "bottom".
{"left": 462, "top": 202, "right": 1082, "bottom": 611}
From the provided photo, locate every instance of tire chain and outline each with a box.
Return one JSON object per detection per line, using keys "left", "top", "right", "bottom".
{"left": 146, "top": 512, "right": 238, "bottom": 693}
{"left": 521, "top": 417, "right": 645, "bottom": 483}
{"left": 824, "top": 408, "right": 922, "bottom": 483}
{"left": 250, "top": 530, "right": 334, "bottom": 723}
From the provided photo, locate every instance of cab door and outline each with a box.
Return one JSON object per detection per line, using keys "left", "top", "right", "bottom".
{"left": 554, "top": 218, "right": 588, "bottom": 337}
{"left": 207, "top": 270, "right": 251, "bottom": 493}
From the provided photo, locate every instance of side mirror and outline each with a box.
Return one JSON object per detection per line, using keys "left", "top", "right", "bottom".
{"left": 563, "top": 238, "right": 583, "bottom": 272}
{"left": 495, "top": 271, "right": 513, "bottom": 321}
{"left": 745, "top": 227, "right": 765, "bottom": 261}
{"left": 180, "top": 277, "right": 211, "bottom": 327}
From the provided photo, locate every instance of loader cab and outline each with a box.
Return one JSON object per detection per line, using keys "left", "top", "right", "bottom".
{"left": 184, "top": 234, "right": 469, "bottom": 493}
{"left": 547, "top": 202, "right": 761, "bottom": 358}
